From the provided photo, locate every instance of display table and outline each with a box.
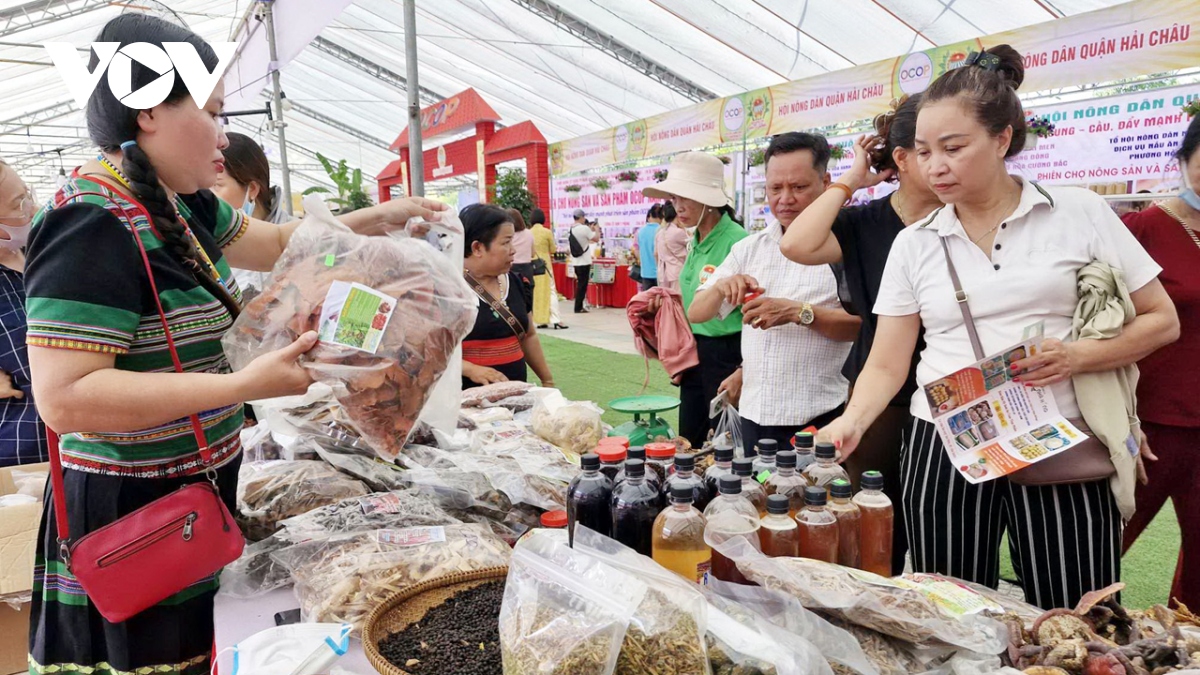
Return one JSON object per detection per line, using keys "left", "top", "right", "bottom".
{"left": 551, "top": 259, "right": 638, "bottom": 308}
{"left": 214, "top": 588, "right": 373, "bottom": 674}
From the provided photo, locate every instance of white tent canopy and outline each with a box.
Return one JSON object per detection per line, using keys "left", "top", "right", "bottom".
{"left": 0, "top": 0, "right": 1136, "bottom": 199}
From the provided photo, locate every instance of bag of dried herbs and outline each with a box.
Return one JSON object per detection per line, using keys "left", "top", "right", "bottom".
{"left": 702, "top": 587, "right": 833, "bottom": 675}
{"left": 501, "top": 532, "right": 645, "bottom": 675}
{"left": 571, "top": 526, "right": 711, "bottom": 675}
{"left": 236, "top": 459, "right": 370, "bottom": 541}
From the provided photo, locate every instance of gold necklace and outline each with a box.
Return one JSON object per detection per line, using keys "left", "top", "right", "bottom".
{"left": 966, "top": 190, "right": 1018, "bottom": 245}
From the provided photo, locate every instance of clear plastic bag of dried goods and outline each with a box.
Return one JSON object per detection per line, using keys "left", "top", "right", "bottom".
{"left": 501, "top": 531, "right": 645, "bottom": 675}
{"left": 223, "top": 196, "right": 478, "bottom": 461}
{"left": 710, "top": 392, "right": 743, "bottom": 456}
{"left": 571, "top": 527, "right": 711, "bottom": 675}
{"left": 271, "top": 523, "right": 511, "bottom": 633}
{"left": 529, "top": 389, "right": 604, "bottom": 460}
{"left": 713, "top": 538, "right": 1008, "bottom": 655}
{"left": 704, "top": 578, "right": 877, "bottom": 675}
{"left": 236, "top": 459, "right": 370, "bottom": 541}
{"left": 701, "top": 585, "right": 834, "bottom": 675}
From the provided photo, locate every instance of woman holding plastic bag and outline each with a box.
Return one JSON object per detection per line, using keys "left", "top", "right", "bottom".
{"left": 460, "top": 204, "right": 555, "bottom": 389}
{"left": 23, "top": 15, "right": 447, "bottom": 675}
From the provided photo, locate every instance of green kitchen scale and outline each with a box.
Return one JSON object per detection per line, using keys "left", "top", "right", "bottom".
{"left": 606, "top": 395, "right": 680, "bottom": 447}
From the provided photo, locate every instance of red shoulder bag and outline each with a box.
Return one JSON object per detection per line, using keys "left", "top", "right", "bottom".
{"left": 47, "top": 190, "right": 245, "bottom": 623}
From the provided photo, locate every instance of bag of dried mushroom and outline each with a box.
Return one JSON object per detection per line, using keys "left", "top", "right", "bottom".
{"left": 223, "top": 195, "right": 478, "bottom": 461}
{"left": 501, "top": 532, "right": 644, "bottom": 675}
{"left": 236, "top": 459, "right": 370, "bottom": 541}
{"left": 270, "top": 522, "right": 510, "bottom": 632}
{"left": 715, "top": 538, "right": 1008, "bottom": 655}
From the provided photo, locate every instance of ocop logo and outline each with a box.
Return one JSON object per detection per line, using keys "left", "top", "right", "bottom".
{"left": 613, "top": 124, "right": 630, "bottom": 153}
{"left": 897, "top": 51, "right": 933, "bottom": 95}
{"left": 45, "top": 41, "right": 238, "bottom": 109}
{"left": 722, "top": 96, "right": 745, "bottom": 133}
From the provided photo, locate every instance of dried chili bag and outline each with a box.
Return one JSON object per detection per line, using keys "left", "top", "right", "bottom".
{"left": 223, "top": 197, "right": 477, "bottom": 460}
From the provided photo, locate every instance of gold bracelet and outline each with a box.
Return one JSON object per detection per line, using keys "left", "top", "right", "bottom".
{"left": 827, "top": 183, "right": 853, "bottom": 203}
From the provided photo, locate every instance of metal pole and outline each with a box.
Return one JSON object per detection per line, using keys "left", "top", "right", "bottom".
{"left": 261, "top": 0, "right": 293, "bottom": 215}
{"left": 403, "top": 0, "right": 424, "bottom": 197}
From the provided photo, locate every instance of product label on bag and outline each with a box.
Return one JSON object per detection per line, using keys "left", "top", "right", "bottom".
{"left": 317, "top": 281, "right": 397, "bottom": 354}
{"left": 359, "top": 493, "right": 404, "bottom": 515}
{"left": 376, "top": 526, "right": 446, "bottom": 547}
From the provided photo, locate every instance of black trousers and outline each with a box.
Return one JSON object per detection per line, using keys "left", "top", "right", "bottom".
{"left": 639, "top": 277, "right": 658, "bottom": 292}
{"left": 741, "top": 405, "right": 843, "bottom": 455}
{"left": 574, "top": 265, "right": 590, "bottom": 312}
{"left": 678, "top": 333, "right": 742, "bottom": 448}
{"left": 902, "top": 418, "right": 1121, "bottom": 609}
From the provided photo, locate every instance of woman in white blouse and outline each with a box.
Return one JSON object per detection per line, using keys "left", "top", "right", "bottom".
{"left": 820, "top": 45, "right": 1179, "bottom": 609}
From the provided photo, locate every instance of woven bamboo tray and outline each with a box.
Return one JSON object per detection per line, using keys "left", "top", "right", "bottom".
{"left": 363, "top": 566, "right": 509, "bottom": 675}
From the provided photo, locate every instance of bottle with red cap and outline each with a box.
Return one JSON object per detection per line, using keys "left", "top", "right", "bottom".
{"left": 596, "top": 446, "right": 626, "bottom": 483}
{"left": 644, "top": 442, "right": 676, "bottom": 489}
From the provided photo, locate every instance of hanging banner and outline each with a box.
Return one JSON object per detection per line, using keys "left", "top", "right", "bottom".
{"left": 550, "top": 0, "right": 1200, "bottom": 175}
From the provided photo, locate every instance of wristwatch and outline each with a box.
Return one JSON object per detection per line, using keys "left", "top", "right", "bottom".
{"left": 798, "top": 303, "right": 815, "bottom": 325}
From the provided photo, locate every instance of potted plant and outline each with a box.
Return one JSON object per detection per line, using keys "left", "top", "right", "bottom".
{"left": 564, "top": 184, "right": 583, "bottom": 194}
{"left": 615, "top": 170, "right": 639, "bottom": 189}
{"left": 303, "top": 153, "right": 373, "bottom": 213}
{"left": 591, "top": 177, "right": 611, "bottom": 194}
{"left": 1183, "top": 99, "right": 1200, "bottom": 119}
{"left": 829, "top": 145, "right": 846, "bottom": 162}
{"left": 1026, "top": 112, "right": 1056, "bottom": 148}
{"left": 653, "top": 169, "right": 669, "bottom": 183}
{"left": 747, "top": 148, "right": 766, "bottom": 169}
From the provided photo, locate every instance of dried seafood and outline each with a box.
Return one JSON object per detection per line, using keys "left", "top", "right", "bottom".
{"left": 236, "top": 460, "right": 369, "bottom": 541}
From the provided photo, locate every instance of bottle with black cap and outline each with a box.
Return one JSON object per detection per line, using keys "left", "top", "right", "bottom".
{"left": 702, "top": 476, "right": 761, "bottom": 584}
{"left": 765, "top": 450, "right": 807, "bottom": 517}
{"left": 731, "top": 457, "right": 767, "bottom": 516}
{"left": 802, "top": 441, "right": 849, "bottom": 494}
{"left": 567, "top": 453, "right": 613, "bottom": 546}
{"left": 853, "top": 471, "right": 894, "bottom": 576}
{"left": 704, "top": 444, "right": 735, "bottom": 498}
{"left": 796, "top": 486, "right": 839, "bottom": 563}
{"left": 663, "top": 453, "right": 712, "bottom": 511}
{"left": 828, "top": 478, "right": 861, "bottom": 568}
{"left": 652, "top": 484, "right": 710, "bottom": 583}
{"left": 751, "top": 438, "right": 779, "bottom": 480}
{"left": 610, "top": 459, "right": 662, "bottom": 556}
{"left": 792, "top": 431, "right": 816, "bottom": 473}
{"left": 759, "top": 494, "right": 800, "bottom": 557}
{"left": 614, "top": 447, "right": 661, "bottom": 493}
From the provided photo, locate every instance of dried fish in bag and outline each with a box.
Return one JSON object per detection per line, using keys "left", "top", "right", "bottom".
{"left": 236, "top": 459, "right": 369, "bottom": 541}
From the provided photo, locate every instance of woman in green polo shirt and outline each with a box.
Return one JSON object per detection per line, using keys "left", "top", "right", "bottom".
{"left": 644, "top": 152, "right": 747, "bottom": 447}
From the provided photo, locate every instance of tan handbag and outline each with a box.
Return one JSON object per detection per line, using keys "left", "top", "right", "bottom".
{"left": 938, "top": 237, "right": 1114, "bottom": 486}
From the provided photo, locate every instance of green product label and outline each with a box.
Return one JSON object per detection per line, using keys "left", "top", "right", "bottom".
{"left": 756, "top": 470, "right": 771, "bottom": 484}
{"left": 317, "top": 280, "right": 397, "bottom": 354}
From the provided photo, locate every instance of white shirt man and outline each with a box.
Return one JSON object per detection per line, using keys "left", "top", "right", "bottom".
{"left": 689, "top": 133, "right": 861, "bottom": 451}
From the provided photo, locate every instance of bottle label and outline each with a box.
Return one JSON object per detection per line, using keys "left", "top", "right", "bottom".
{"left": 376, "top": 526, "right": 446, "bottom": 547}
{"left": 696, "top": 560, "right": 712, "bottom": 584}
{"left": 755, "top": 470, "right": 771, "bottom": 484}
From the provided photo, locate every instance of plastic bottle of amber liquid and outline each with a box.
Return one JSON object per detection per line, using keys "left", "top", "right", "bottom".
{"left": 759, "top": 494, "right": 800, "bottom": 557}
{"left": 610, "top": 459, "right": 662, "bottom": 556}
{"left": 703, "top": 476, "right": 761, "bottom": 584}
{"left": 828, "top": 479, "right": 861, "bottom": 569}
{"left": 652, "top": 485, "right": 711, "bottom": 584}
{"left": 567, "top": 453, "right": 613, "bottom": 546}
{"left": 663, "top": 453, "right": 712, "bottom": 512}
{"left": 796, "top": 486, "right": 839, "bottom": 563}
{"left": 751, "top": 438, "right": 779, "bottom": 479}
{"left": 765, "top": 450, "right": 807, "bottom": 517}
{"left": 803, "top": 442, "right": 849, "bottom": 494}
{"left": 792, "top": 431, "right": 816, "bottom": 474}
{"left": 731, "top": 457, "right": 768, "bottom": 516}
{"left": 704, "top": 444, "right": 735, "bottom": 499}
{"left": 854, "top": 471, "right": 895, "bottom": 576}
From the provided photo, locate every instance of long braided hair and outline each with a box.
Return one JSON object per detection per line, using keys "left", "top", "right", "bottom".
{"left": 86, "top": 14, "right": 240, "bottom": 318}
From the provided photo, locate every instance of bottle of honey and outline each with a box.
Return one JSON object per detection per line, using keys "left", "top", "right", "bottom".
{"left": 759, "top": 494, "right": 800, "bottom": 557}
{"left": 854, "top": 471, "right": 894, "bottom": 576}
{"left": 703, "top": 477, "right": 761, "bottom": 584}
{"left": 765, "top": 450, "right": 807, "bottom": 517}
{"left": 803, "top": 441, "right": 849, "bottom": 494}
{"left": 731, "top": 457, "right": 768, "bottom": 517}
{"left": 827, "top": 479, "right": 861, "bottom": 569}
{"left": 796, "top": 486, "right": 838, "bottom": 563}
{"left": 652, "top": 485, "right": 710, "bottom": 583}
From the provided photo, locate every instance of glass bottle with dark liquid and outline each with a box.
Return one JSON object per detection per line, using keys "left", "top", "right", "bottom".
{"left": 828, "top": 479, "right": 861, "bottom": 569}
{"left": 752, "top": 438, "right": 779, "bottom": 479}
{"left": 567, "top": 453, "right": 613, "bottom": 546}
{"left": 615, "top": 447, "right": 661, "bottom": 493}
{"left": 703, "top": 476, "right": 761, "bottom": 584}
{"left": 803, "top": 441, "right": 849, "bottom": 495}
{"left": 792, "top": 431, "right": 816, "bottom": 474}
{"left": 765, "top": 450, "right": 808, "bottom": 518}
{"left": 704, "top": 444, "right": 735, "bottom": 498}
{"left": 732, "top": 457, "right": 768, "bottom": 517}
{"left": 610, "top": 459, "right": 662, "bottom": 556}
{"left": 796, "top": 486, "right": 839, "bottom": 563}
{"left": 854, "top": 471, "right": 895, "bottom": 576}
{"left": 652, "top": 485, "right": 710, "bottom": 583}
{"left": 644, "top": 442, "right": 677, "bottom": 488}
{"left": 663, "top": 453, "right": 712, "bottom": 512}
{"left": 597, "top": 446, "right": 626, "bottom": 484}
{"left": 759, "top": 494, "right": 800, "bottom": 557}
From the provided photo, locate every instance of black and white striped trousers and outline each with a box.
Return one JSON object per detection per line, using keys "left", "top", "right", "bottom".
{"left": 901, "top": 418, "right": 1122, "bottom": 610}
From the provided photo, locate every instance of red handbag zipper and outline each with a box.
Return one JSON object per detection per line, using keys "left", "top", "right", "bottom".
{"left": 69, "top": 482, "right": 219, "bottom": 569}
{"left": 95, "top": 511, "right": 198, "bottom": 568}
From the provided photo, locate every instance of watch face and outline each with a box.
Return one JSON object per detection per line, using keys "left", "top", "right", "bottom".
{"left": 800, "top": 307, "right": 815, "bottom": 325}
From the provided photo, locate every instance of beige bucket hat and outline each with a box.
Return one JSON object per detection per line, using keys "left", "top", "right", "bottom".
{"left": 642, "top": 151, "right": 730, "bottom": 207}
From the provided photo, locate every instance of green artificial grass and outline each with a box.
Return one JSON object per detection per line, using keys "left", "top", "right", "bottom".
{"left": 536, "top": 334, "right": 1182, "bottom": 609}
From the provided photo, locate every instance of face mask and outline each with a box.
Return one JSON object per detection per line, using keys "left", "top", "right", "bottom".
{"left": 0, "top": 219, "right": 30, "bottom": 251}
{"left": 221, "top": 622, "right": 351, "bottom": 675}
{"left": 241, "top": 187, "right": 256, "bottom": 217}
{"left": 1180, "top": 168, "right": 1200, "bottom": 210}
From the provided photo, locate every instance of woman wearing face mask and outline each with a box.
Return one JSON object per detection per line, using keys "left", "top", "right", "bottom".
{"left": 24, "top": 15, "right": 446, "bottom": 675}
{"left": 1120, "top": 114, "right": 1200, "bottom": 610}
{"left": 778, "top": 94, "right": 941, "bottom": 574}
{"left": 819, "top": 45, "right": 1179, "bottom": 609}
{"left": 460, "top": 204, "right": 554, "bottom": 389}
{"left": 642, "top": 152, "right": 747, "bottom": 447}
{"left": 0, "top": 160, "right": 47, "bottom": 467}
{"left": 211, "top": 131, "right": 290, "bottom": 300}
